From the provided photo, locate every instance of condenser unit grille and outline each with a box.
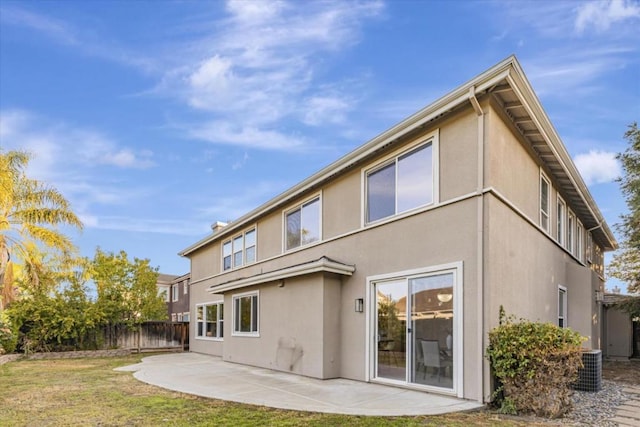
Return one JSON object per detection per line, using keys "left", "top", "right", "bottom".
{"left": 574, "top": 350, "right": 602, "bottom": 392}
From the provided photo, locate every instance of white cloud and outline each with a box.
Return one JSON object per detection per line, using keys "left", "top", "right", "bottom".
{"left": 159, "top": 0, "right": 383, "bottom": 148}
{"left": 573, "top": 150, "right": 621, "bottom": 185}
{"left": 86, "top": 216, "right": 210, "bottom": 236}
{"left": 575, "top": 0, "right": 640, "bottom": 33}
{"left": 186, "top": 120, "right": 306, "bottom": 151}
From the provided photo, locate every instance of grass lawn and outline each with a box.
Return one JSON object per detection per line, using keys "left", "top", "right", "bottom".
{"left": 0, "top": 354, "right": 554, "bottom": 426}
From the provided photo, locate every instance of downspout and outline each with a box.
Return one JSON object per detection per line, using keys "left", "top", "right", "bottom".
{"left": 469, "top": 86, "right": 486, "bottom": 403}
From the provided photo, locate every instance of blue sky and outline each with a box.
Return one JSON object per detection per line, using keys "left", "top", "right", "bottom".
{"left": 0, "top": 0, "right": 638, "bottom": 291}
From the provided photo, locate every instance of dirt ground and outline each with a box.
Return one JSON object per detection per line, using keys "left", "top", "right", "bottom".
{"left": 602, "top": 359, "right": 640, "bottom": 385}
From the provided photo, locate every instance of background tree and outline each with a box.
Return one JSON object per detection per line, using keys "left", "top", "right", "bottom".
{"left": 91, "top": 249, "right": 166, "bottom": 348}
{"left": 0, "top": 150, "right": 82, "bottom": 309}
{"left": 608, "top": 123, "right": 640, "bottom": 318}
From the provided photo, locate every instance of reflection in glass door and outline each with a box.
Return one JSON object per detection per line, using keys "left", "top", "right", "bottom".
{"left": 376, "top": 280, "right": 406, "bottom": 381}
{"left": 374, "top": 272, "right": 455, "bottom": 391}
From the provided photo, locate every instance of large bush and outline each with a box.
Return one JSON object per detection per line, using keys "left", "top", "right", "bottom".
{"left": 486, "top": 307, "right": 585, "bottom": 418}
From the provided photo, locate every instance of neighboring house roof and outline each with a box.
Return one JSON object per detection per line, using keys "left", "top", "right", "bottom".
{"left": 157, "top": 273, "right": 180, "bottom": 284}
{"left": 179, "top": 55, "right": 617, "bottom": 257}
{"left": 603, "top": 292, "right": 638, "bottom": 306}
{"left": 170, "top": 272, "right": 191, "bottom": 284}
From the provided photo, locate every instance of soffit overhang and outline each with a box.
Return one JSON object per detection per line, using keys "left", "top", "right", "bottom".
{"left": 181, "top": 55, "right": 617, "bottom": 256}
{"left": 206, "top": 256, "right": 355, "bottom": 294}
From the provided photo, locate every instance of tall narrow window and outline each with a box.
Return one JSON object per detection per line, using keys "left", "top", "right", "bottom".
{"left": 245, "top": 229, "right": 256, "bottom": 263}
{"left": 577, "top": 221, "right": 584, "bottom": 262}
{"left": 366, "top": 142, "right": 433, "bottom": 223}
{"left": 586, "top": 232, "right": 593, "bottom": 263}
{"left": 557, "top": 196, "right": 566, "bottom": 246}
{"left": 558, "top": 287, "right": 567, "bottom": 328}
{"left": 233, "top": 291, "right": 259, "bottom": 335}
{"left": 540, "top": 173, "right": 550, "bottom": 233}
{"left": 233, "top": 235, "right": 243, "bottom": 267}
{"left": 567, "top": 211, "right": 575, "bottom": 255}
{"left": 172, "top": 285, "right": 179, "bottom": 302}
{"left": 223, "top": 242, "right": 232, "bottom": 271}
{"left": 285, "top": 197, "right": 320, "bottom": 250}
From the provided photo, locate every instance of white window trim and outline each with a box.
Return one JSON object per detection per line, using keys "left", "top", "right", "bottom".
{"left": 365, "top": 261, "right": 463, "bottom": 398}
{"left": 183, "top": 311, "right": 190, "bottom": 322}
{"left": 577, "top": 221, "right": 584, "bottom": 263}
{"left": 558, "top": 286, "right": 568, "bottom": 328}
{"left": 195, "top": 301, "right": 224, "bottom": 341}
{"left": 556, "top": 195, "right": 566, "bottom": 247}
{"left": 184, "top": 280, "right": 188, "bottom": 295}
{"left": 539, "top": 170, "right": 551, "bottom": 235}
{"left": 567, "top": 210, "right": 576, "bottom": 255}
{"left": 222, "top": 226, "right": 258, "bottom": 271}
{"left": 158, "top": 285, "right": 169, "bottom": 302}
{"left": 232, "top": 290, "right": 260, "bottom": 337}
{"left": 172, "top": 285, "right": 179, "bottom": 302}
{"left": 586, "top": 232, "right": 593, "bottom": 263}
{"left": 361, "top": 130, "right": 440, "bottom": 228}
{"left": 282, "top": 192, "right": 322, "bottom": 253}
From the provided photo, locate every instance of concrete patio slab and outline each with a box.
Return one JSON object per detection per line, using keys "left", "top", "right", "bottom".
{"left": 116, "top": 352, "right": 484, "bottom": 416}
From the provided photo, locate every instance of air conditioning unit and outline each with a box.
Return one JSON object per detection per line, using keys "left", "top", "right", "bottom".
{"left": 573, "top": 350, "right": 602, "bottom": 392}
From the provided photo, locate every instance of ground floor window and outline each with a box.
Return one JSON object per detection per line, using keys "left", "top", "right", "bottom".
{"left": 233, "top": 291, "right": 259, "bottom": 336}
{"left": 196, "top": 302, "right": 223, "bottom": 339}
{"left": 558, "top": 286, "right": 567, "bottom": 328}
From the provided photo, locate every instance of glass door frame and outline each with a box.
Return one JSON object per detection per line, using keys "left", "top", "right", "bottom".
{"left": 365, "top": 262, "right": 464, "bottom": 397}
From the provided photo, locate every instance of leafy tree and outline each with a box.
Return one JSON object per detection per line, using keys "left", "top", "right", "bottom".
{"left": 0, "top": 150, "right": 82, "bottom": 309}
{"left": 608, "top": 123, "right": 640, "bottom": 317}
{"left": 92, "top": 248, "right": 166, "bottom": 330}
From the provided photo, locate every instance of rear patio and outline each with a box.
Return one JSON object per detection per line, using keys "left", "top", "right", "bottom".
{"left": 116, "top": 352, "right": 483, "bottom": 416}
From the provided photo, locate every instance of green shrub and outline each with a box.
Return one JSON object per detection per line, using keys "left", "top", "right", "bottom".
{"left": 0, "top": 312, "right": 18, "bottom": 354}
{"left": 486, "top": 307, "right": 585, "bottom": 418}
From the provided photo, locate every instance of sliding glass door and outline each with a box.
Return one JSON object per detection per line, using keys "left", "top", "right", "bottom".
{"left": 374, "top": 269, "right": 457, "bottom": 392}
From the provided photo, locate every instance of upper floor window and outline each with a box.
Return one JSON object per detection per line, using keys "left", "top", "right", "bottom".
{"left": 223, "top": 228, "right": 257, "bottom": 271}
{"left": 366, "top": 142, "right": 434, "bottom": 224}
{"left": 567, "top": 211, "right": 575, "bottom": 254}
{"left": 233, "top": 291, "right": 259, "bottom": 336}
{"left": 586, "top": 232, "right": 593, "bottom": 263}
{"left": 285, "top": 196, "right": 320, "bottom": 250}
{"left": 577, "top": 221, "right": 584, "bottom": 262}
{"left": 183, "top": 279, "right": 188, "bottom": 295}
{"left": 158, "top": 286, "right": 169, "bottom": 302}
{"left": 556, "top": 196, "right": 566, "bottom": 247}
{"left": 172, "top": 284, "right": 179, "bottom": 302}
{"left": 539, "top": 173, "right": 550, "bottom": 233}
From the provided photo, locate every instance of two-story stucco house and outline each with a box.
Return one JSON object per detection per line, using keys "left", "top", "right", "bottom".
{"left": 179, "top": 56, "right": 616, "bottom": 402}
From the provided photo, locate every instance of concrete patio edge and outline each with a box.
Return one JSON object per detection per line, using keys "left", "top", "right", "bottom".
{"left": 115, "top": 352, "right": 484, "bottom": 416}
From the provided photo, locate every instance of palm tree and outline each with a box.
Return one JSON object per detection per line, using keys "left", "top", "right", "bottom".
{"left": 0, "top": 150, "right": 83, "bottom": 308}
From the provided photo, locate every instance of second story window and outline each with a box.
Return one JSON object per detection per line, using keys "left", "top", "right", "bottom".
{"left": 285, "top": 196, "right": 320, "bottom": 250}
{"left": 223, "top": 228, "right": 257, "bottom": 271}
{"left": 557, "top": 196, "right": 566, "bottom": 247}
{"left": 366, "top": 141, "right": 434, "bottom": 224}
{"left": 540, "top": 173, "right": 550, "bottom": 233}
{"left": 567, "top": 211, "right": 575, "bottom": 254}
{"left": 172, "top": 284, "right": 179, "bottom": 302}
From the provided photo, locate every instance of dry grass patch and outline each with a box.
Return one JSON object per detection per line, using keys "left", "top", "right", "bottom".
{"left": 0, "top": 355, "right": 559, "bottom": 426}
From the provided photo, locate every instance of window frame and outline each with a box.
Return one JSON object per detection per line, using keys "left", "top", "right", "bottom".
{"left": 556, "top": 195, "right": 566, "bottom": 247}
{"left": 196, "top": 301, "right": 224, "bottom": 341}
{"left": 558, "top": 286, "right": 568, "bottom": 328}
{"left": 363, "top": 136, "right": 438, "bottom": 226}
{"left": 586, "top": 231, "right": 593, "bottom": 264}
{"left": 158, "top": 285, "right": 169, "bottom": 302}
{"left": 172, "top": 284, "right": 179, "bottom": 302}
{"left": 539, "top": 171, "right": 551, "bottom": 234}
{"left": 283, "top": 194, "right": 322, "bottom": 252}
{"left": 232, "top": 290, "right": 259, "bottom": 337}
{"left": 222, "top": 226, "right": 257, "bottom": 271}
{"left": 577, "top": 221, "right": 584, "bottom": 263}
{"left": 567, "top": 210, "right": 576, "bottom": 255}
{"left": 184, "top": 279, "right": 188, "bottom": 295}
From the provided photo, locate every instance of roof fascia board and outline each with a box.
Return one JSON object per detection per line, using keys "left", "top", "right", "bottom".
{"left": 207, "top": 258, "right": 355, "bottom": 294}
{"left": 505, "top": 71, "right": 617, "bottom": 249}
{"left": 180, "top": 57, "right": 519, "bottom": 257}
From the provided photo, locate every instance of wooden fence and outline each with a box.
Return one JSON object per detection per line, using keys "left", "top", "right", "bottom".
{"left": 103, "top": 322, "right": 189, "bottom": 351}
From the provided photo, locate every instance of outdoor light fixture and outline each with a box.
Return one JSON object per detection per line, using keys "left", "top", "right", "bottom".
{"left": 355, "top": 298, "right": 364, "bottom": 313}
{"left": 437, "top": 293, "right": 453, "bottom": 303}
